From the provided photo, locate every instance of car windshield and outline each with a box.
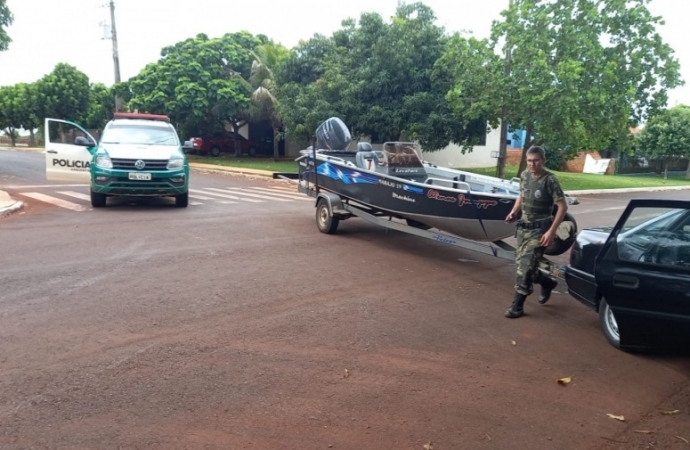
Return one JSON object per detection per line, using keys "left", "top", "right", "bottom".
{"left": 101, "top": 124, "right": 178, "bottom": 146}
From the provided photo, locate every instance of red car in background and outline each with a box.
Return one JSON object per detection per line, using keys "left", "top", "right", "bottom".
{"left": 188, "top": 131, "right": 257, "bottom": 157}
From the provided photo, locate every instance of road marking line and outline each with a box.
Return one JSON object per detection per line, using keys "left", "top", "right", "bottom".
{"left": 190, "top": 188, "right": 263, "bottom": 203}
{"left": 57, "top": 191, "right": 90, "bottom": 201}
{"left": 189, "top": 194, "right": 215, "bottom": 200}
{"left": 20, "top": 192, "right": 88, "bottom": 211}
{"left": 233, "top": 187, "right": 311, "bottom": 201}
{"left": 218, "top": 200, "right": 238, "bottom": 204}
{"left": 575, "top": 206, "right": 625, "bottom": 214}
{"left": 215, "top": 187, "right": 291, "bottom": 202}
{"left": 190, "top": 201, "right": 203, "bottom": 206}
{"left": 0, "top": 184, "right": 89, "bottom": 189}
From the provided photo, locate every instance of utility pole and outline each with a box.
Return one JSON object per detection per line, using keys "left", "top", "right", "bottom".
{"left": 107, "top": 0, "right": 122, "bottom": 111}
{"left": 496, "top": 0, "right": 513, "bottom": 179}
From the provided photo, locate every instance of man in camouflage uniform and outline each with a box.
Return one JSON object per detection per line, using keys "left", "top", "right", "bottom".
{"left": 504, "top": 145, "right": 568, "bottom": 318}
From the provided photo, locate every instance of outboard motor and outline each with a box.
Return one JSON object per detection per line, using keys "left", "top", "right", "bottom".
{"left": 315, "top": 117, "right": 352, "bottom": 151}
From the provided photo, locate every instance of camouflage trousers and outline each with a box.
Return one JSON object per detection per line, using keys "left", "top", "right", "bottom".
{"left": 514, "top": 228, "right": 555, "bottom": 295}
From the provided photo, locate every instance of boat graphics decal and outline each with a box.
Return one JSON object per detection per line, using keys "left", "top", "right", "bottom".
{"left": 316, "top": 162, "right": 378, "bottom": 185}
{"left": 458, "top": 194, "right": 498, "bottom": 209}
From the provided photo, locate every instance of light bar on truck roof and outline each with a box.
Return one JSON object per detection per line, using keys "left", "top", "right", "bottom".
{"left": 113, "top": 112, "right": 170, "bottom": 123}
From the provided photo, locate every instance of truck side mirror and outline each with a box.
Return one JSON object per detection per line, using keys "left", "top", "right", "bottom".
{"left": 74, "top": 136, "right": 95, "bottom": 147}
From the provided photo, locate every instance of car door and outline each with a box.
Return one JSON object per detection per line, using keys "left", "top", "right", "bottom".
{"left": 45, "top": 118, "right": 97, "bottom": 182}
{"left": 594, "top": 199, "right": 690, "bottom": 350}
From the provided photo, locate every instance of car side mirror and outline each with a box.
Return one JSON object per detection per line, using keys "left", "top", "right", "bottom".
{"left": 74, "top": 136, "right": 95, "bottom": 147}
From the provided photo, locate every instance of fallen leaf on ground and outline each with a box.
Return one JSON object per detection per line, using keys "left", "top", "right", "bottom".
{"left": 674, "top": 435, "right": 689, "bottom": 444}
{"left": 343, "top": 369, "right": 350, "bottom": 378}
{"left": 634, "top": 430, "right": 654, "bottom": 434}
{"left": 511, "top": 340, "right": 516, "bottom": 346}
{"left": 661, "top": 409, "right": 680, "bottom": 415}
{"left": 558, "top": 376, "right": 573, "bottom": 386}
{"left": 606, "top": 414, "right": 625, "bottom": 421}
{"left": 423, "top": 442, "right": 433, "bottom": 450}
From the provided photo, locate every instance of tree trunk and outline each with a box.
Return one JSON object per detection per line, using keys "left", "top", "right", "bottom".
{"left": 664, "top": 159, "right": 669, "bottom": 180}
{"left": 272, "top": 124, "right": 279, "bottom": 162}
{"left": 8, "top": 128, "right": 17, "bottom": 147}
{"left": 516, "top": 124, "right": 534, "bottom": 177}
{"left": 29, "top": 129, "right": 36, "bottom": 147}
{"left": 232, "top": 121, "right": 241, "bottom": 158}
{"left": 685, "top": 159, "right": 690, "bottom": 179}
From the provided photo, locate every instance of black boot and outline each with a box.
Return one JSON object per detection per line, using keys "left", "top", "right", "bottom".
{"left": 505, "top": 293, "right": 527, "bottom": 318}
{"left": 538, "top": 276, "right": 558, "bottom": 305}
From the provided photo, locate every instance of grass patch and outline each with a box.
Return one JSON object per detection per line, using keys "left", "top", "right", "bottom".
{"left": 460, "top": 165, "right": 690, "bottom": 191}
{"left": 187, "top": 154, "right": 299, "bottom": 173}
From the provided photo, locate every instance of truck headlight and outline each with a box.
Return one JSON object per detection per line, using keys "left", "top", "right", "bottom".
{"left": 167, "top": 158, "right": 184, "bottom": 169}
{"left": 95, "top": 155, "right": 113, "bottom": 169}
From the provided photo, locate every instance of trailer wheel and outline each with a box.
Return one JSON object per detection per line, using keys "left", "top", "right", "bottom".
{"left": 316, "top": 199, "right": 339, "bottom": 234}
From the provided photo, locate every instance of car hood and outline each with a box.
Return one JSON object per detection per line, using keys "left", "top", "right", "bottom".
{"left": 100, "top": 144, "right": 181, "bottom": 159}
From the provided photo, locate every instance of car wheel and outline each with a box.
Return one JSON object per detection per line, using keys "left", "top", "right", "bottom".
{"left": 91, "top": 189, "right": 106, "bottom": 208}
{"left": 175, "top": 192, "right": 189, "bottom": 208}
{"left": 316, "top": 199, "right": 339, "bottom": 234}
{"left": 599, "top": 298, "right": 621, "bottom": 349}
{"left": 210, "top": 147, "right": 220, "bottom": 157}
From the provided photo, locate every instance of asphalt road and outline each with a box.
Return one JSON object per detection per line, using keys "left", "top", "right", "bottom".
{"left": 1, "top": 148, "right": 689, "bottom": 449}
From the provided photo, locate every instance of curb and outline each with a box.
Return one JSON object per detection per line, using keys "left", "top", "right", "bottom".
{"left": 189, "top": 162, "right": 275, "bottom": 178}
{"left": 566, "top": 185, "right": 690, "bottom": 195}
{"left": 0, "top": 200, "right": 24, "bottom": 218}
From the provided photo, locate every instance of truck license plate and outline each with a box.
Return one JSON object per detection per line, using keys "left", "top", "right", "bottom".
{"left": 129, "top": 172, "right": 151, "bottom": 181}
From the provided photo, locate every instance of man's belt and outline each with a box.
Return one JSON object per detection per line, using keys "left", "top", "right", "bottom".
{"left": 517, "top": 218, "right": 553, "bottom": 230}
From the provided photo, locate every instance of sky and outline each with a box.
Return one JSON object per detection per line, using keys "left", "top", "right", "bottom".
{"left": 0, "top": 0, "right": 688, "bottom": 108}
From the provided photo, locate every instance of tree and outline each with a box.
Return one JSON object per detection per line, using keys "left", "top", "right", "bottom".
{"left": 83, "top": 83, "right": 116, "bottom": 130}
{"left": 0, "top": 0, "right": 13, "bottom": 52}
{"left": 0, "top": 84, "right": 22, "bottom": 146}
{"left": 276, "top": 3, "right": 488, "bottom": 148}
{"left": 125, "top": 32, "right": 261, "bottom": 156}
{"left": 244, "top": 41, "right": 290, "bottom": 161}
{"left": 445, "top": 0, "right": 684, "bottom": 177}
{"left": 35, "top": 63, "right": 91, "bottom": 139}
{"left": 637, "top": 105, "right": 690, "bottom": 179}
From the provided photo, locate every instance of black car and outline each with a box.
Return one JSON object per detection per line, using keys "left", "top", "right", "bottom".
{"left": 565, "top": 199, "right": 690, "bottom": 352}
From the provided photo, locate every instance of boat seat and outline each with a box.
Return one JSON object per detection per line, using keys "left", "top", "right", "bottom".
{"left": 356, "top": 142, "right": 379, "bottom": 170}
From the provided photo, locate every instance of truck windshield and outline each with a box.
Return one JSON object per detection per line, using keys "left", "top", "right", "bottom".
{"left": 101, "top": 125, "right": 178, "bottom": 146}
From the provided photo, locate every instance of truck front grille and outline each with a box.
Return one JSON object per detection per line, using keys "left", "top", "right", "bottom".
{"left": 111, "top": 158, "right": 169, "bottom": 171}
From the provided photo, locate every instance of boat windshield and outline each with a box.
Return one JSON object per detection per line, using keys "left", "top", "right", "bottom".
{"left": 382, "top": 142, "right": 423, "bottom": 168}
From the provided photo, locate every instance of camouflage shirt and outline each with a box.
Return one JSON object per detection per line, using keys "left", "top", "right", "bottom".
{"left": 520, "top": 170, "right": 565, "bottom": 223}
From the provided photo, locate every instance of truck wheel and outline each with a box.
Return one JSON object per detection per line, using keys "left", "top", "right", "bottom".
{"left": 316, "top": 199, "right": 339, "bottom": 234}
{"left": 91, "top": 190, "right": 106, "bottom": 208}
{"left": 175, "top": 192, "right": 189, "bottom": 208}
{"left": 599, "top": 298, "right": 621, "bottom": 349}
{"left": 210, "top": 147, "right": 220, "bottom": 157}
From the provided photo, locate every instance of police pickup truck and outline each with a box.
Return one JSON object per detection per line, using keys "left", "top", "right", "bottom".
{"left": 45, "top": 113, "right": 189, "bottom": 207}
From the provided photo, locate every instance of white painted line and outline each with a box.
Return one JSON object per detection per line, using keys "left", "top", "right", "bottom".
{"left": 218, "top": 200, "right": 238, "bottom": 204}
{"left": 214, "top": 187, "right": 291, "bottom": 202}
{"left": 20, "top": 192, "right": 88, "bottom": 211}
{"left": 238, "top": 187, "right": 311, "bottom": 201}
{"left": 190, "top": 201, "right": 203, "bottom": 206}
{"left": 190, "top": 188, "right": 263, "bottom": 203}
{"left": 575, "top": 206, "right": 625, "bottom": 215}
{"left": 57, "top": 191, "right": 90, "bottom": 201}
{"left": 1, "top": 184, "right": 89, "bottom": 189}
{"left": 189, "top": 194, "right": 215, "bottom": 200}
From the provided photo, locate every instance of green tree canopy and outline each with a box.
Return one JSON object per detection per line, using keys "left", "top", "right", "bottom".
{"left": 0, "top": 84, "right": 21, "bottom": 145}
{"left": 637, "top": 105, "right": 690, "bottom": 179}
{"left": 0, "top": 0, "right": 13, "bottom": 52}
{"left": 125, "top": 32, "right": 263, "bottom": 156}
{"left": 35, "top": 63, "right": 91, "bottom": 122}
{"left": 445, "top": 0, "right": 684, "bottom": 176}
{"left": 83, "top": 83, "right": 115, "bottom": 130}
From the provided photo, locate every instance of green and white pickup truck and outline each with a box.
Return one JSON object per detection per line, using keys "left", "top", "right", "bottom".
{"left": 45, "top": 112, "right": 190, "bottom": 207}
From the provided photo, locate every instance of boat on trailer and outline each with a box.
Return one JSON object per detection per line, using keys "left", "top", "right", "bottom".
{"left": 290, "top": 117, "right": 576, "bottom": 261}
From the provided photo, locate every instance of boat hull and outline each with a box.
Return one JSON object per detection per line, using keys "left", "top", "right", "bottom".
{"left": 299, "top": 158, "right": 517, "bottom": 242}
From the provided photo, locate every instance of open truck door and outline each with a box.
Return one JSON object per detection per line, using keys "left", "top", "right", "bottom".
{"left": 45, "top": 118, "right": 97, "bottom": 182}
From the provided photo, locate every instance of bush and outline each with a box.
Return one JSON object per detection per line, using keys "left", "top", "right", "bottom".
{"left": 545, "top": 148, "right": 567, "bottom": 171}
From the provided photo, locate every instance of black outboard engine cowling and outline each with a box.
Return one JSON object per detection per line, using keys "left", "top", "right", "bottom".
{"left": 315, "top": 117, "right": 352, "bottom": 151}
